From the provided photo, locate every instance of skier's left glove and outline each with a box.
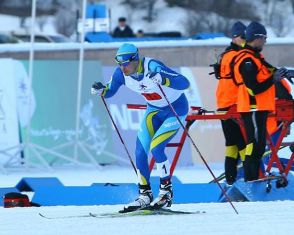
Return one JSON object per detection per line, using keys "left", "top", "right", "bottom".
{"left": 91, "top": 82, "right": 105, "bottom": 96}
{"left": 147, "top": 72, "right": 165, "bottom": 85}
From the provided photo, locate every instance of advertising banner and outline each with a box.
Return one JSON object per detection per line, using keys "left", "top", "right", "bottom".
{"left": 0, "top": 59, "right": 21, "bottom": 164}
{"left": 20, "top": 60, "right": 116, "bottom": 165}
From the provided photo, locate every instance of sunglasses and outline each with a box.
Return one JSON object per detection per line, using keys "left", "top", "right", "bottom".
{"left": 254, "top": 33, "right": 267, "bottom": 39}
{"left": 115, "top": 50, "right": 138, "bottom": 66}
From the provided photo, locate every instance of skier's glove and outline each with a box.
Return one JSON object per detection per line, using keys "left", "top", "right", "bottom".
{"left": 147, "top": 72, "right": 165, "bottom": 85}
{"left": 91, "top": 82, "right": 105, "bottom": 96}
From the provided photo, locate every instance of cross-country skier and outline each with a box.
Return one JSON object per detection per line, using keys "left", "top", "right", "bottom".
{"left": 91, "top": 43, "right": 190, "bottom": 212}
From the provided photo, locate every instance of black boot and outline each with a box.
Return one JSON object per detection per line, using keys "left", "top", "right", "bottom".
{"left": 225, "top": 157, "right": 238, "bottom": 185}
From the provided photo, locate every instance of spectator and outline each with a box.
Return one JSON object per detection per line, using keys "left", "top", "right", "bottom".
{"left": 212, "top": 21, "right": 247, "bottom": 185}
{"left": 112, "top": 17, "right": 135, "bottom": 38}
{"left": 136, "top": 29, "right": 144, "bottom": 38}
{"left": 232, "top": 22, "right": 286, "bottom": 181}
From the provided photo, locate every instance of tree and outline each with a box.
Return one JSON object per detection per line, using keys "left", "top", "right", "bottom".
{"left": 184, "top": 10, "right": 232, "bottom": 36}
{"left": 265, "top": 0, "right": 293, "bottom": 37}
{"left": 54, "top": 1, "right": 80, "bottom": 37}
{"left": 165, "top": 0, "right": 260, "bottom": 20}
{"left": 121, "top": 0, "right": 157, "bottom": 22}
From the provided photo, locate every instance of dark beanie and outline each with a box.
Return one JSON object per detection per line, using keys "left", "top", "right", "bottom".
{"left": 231, "top": 21, "right": 246, "bottom": 39}
{"left": 246, "top": 21, "right": 267, "bottom": 42}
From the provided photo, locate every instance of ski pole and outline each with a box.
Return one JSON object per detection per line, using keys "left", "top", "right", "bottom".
{"left": 101, "top": 96, "right": 137, "bottom": 175}
{"left": 158, "top": 85, "right": 239, "bottom": 214}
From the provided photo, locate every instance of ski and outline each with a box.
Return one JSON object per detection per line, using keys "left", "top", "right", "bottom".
{"left": 247, "top": 175, "right": 286, "bottom": 183}
{"left": 247, "top": 175, "right": 288, "bottom": 193}
{"left": 39, "top": 209, "right": 206, "bottom": 220}
{"left": 39, "top": 213, "right": 91, "bottom": 220}
{"left": 89, "top": 208, "right": 205, "bottom": 218}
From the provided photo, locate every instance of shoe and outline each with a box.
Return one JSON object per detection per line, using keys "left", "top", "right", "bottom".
{"left": 120, "top": 184, "right": 153, "bottom": 213}
{"left": 150, "top": 180, "right": 173, "bottom": 209}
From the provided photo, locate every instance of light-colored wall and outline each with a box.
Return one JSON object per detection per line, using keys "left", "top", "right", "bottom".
{"left": 0, "top": 43, "right": 293, "bottom": 67}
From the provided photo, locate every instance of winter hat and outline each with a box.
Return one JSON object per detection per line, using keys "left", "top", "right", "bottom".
{"left": 115, "top": 43, "right": 139, "bottom": 66}
{"left": 246, "top": 21, "right": 267, "bottom": 42}
{"left": 231, "top": 21, "right": 246, "bottom": 39}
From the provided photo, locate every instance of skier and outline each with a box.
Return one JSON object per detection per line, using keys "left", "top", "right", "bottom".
{"left": 91, "top": 43, "right": 190, "bottom": 212}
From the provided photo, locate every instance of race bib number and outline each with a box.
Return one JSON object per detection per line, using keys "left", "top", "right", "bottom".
{"left": 141, "top": 92, "right": 162, "bottom": 100}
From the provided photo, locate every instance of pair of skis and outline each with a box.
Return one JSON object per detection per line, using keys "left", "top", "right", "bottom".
{"left": 39, "top": 208, "right": 206, "bottom": 219}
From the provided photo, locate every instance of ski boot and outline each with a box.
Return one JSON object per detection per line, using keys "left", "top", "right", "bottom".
{"left": 150, "top": 180, "right": 173, "bottom": 209}
{"left": 120, "top": 184, "right": 153, "bottom": 213}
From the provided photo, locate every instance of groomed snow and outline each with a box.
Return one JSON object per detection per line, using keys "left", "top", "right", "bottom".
{"left": 0, "top": 166, "right": 293, "bottom": 235}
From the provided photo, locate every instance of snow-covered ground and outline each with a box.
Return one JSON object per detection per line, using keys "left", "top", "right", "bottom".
{"left": 1, "top": 201, "right": 294, "bottom": 235}
{"left": 0, "top": 166, "right": 293, "bottom": 235}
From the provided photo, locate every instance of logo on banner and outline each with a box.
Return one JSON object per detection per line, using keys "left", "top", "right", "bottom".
{"left": 0, "top": 89, "right": 6, "bottom": 134}
{"left": 0, "top": 90, "right": 4, "bottom": 119}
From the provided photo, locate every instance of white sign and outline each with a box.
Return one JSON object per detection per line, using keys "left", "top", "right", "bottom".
{"left": 0, "top": 59, "right": 35, "bottom": 165}
{"left": 0, "top": 59, "right": 20, "bottom": 164}
{"left": 77, "top": 18, "right": 110, "bottom": 33}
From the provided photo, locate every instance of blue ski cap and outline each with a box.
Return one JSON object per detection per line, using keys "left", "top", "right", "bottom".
{"left": 115, "top": 43, "right": 139, "bottom": 66}
{"left": 246, "top": 21, "right": 267, "bottom": 42}
{"left": 231, "top": 21, "right": 246, "bottom": 39}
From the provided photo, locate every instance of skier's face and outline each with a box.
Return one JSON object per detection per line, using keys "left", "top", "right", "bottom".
{"left": 120, "top": 61, "right": 138, "bottom": 76}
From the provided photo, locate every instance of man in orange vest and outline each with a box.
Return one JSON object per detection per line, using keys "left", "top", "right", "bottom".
{"left": 213, "top": 21, "right": 247, "bottom": 185}
{"left": 233, "top": 22, "right": 287, "bottom": 181}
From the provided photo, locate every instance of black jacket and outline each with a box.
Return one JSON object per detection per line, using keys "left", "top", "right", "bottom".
{"left": 112, "top": 25, "right": 135, "bottom": 38}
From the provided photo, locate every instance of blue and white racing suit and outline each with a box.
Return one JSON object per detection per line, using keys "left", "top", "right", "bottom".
{"left": 103, "top": 57, "right": 190, "bottom": 185}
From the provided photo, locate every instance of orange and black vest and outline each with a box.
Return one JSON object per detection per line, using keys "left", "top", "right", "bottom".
{"left": 216, "top": 48, "right": 240, "bottom": 109}
{"left": 233, "top": 49, "right": 275, "bottom": 112}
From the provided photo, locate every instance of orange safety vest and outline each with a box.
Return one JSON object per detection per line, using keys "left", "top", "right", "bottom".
{"left": 233, "top": 49, "right": 275, "bottom": 112}
{"left": 216, "top": 49, "right": 239, "bottom": 109}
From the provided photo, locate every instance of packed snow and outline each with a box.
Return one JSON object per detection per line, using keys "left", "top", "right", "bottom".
{"left": 0, "top": 166, "right": 293, "bottom": 235}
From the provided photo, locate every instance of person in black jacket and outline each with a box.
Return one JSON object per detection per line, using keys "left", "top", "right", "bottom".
{"left": 112, "top": 17, "right": 135, "bottom": 38}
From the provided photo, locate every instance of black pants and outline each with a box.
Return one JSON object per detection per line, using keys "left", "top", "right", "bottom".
{"left": 221, "top": 118, "right": 246, "bottom": 184}
{"left": 241, "top": 111, "right": 268, "bottom": 181}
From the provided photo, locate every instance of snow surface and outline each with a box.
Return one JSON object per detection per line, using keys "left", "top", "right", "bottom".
{"left": 0, "top": 166, "right": 294, "bottom": 235}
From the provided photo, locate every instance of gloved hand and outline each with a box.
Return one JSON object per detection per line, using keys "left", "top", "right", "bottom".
{"left": 91, "top": 82, "right": 105, "bottom": 96}
{"left": 147, "top": 72, "right": 165, "bottom": 85}
{"left": 285, "top": 69, "right": 294, "bottom": 78}
{"left": 273, "top": 67, "right": 288, "bottom": 83}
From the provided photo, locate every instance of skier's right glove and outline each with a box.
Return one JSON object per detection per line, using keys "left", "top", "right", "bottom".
{"left": 147, "top": 72, "right": 165, "bottom": 85}
{"left": 91, "top": 82, "right": 105, "bottom": 96}
{"left": 273, "top": 67, "right": 288, "bottom": 83}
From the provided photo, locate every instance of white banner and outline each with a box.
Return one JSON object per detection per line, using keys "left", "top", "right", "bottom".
{"left": 77, "top": 18, "right": 110, "bottom": 33}
{"left": 0, "top": 59, "right": 20, "bottom": 164}
{"left": 0, "top": 59, "right": 34, "bottom": 165}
